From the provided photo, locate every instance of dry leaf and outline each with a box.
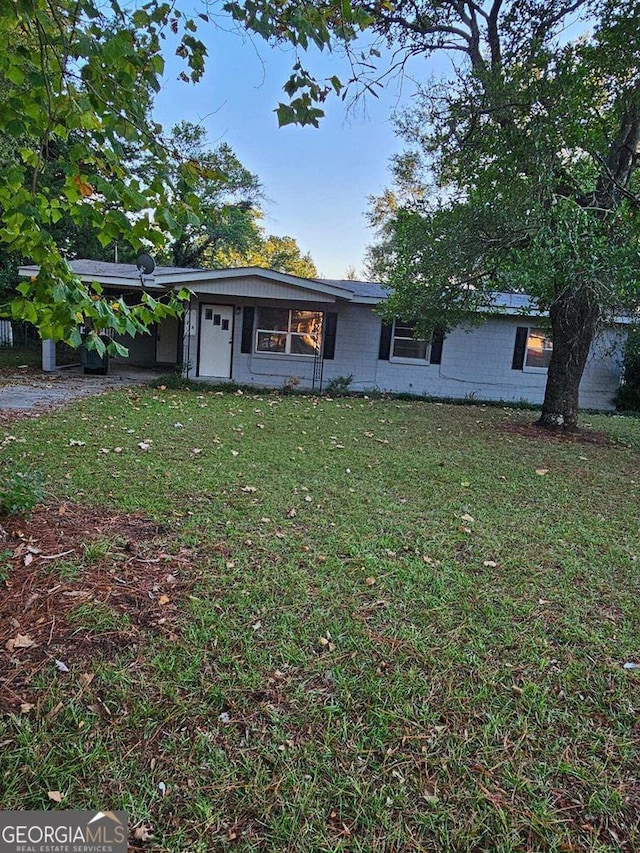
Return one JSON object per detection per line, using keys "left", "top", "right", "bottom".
{"left": 535, "top": 468, "right": 549, "bottom": 476}
{"left": 483, "top": 560, "right": 497, "bottom": 568}
{"left": 133, "top": 825, "right": 154, "bottom": 842}
{"left": 365, "top": 576, "right": 377, "bottom": 587}
{"left": 79, "top": 672, "right": 95, "bottom": 687}
{"left": 230, "top": 449, "right": 239, "bottom": 457}
{"left": 6, "top": 633, "right": 36, "bottom": 651}
{"left": 20, "top": 703, "right": 35, "bottom": 714}
{"left": 23, "top": 553, "right": 34, "bottom": 567}
{"left": 287, "top": 508, "right": 297, "bottom": 518}
{"left": 47, "top": 790, "right": 64, "bottom": 803}
{"left": 460, "top": 513, "right": 475, "bottom": 523}
{"left": 158, "top": 594, "right": 171, "bottom": 606}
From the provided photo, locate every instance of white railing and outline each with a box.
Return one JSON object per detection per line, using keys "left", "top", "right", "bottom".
{"left": 0, "top": 320, "right": 13, "bottom": 347}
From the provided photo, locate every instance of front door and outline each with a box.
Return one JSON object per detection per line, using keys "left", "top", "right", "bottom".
{"left": 198, "top": 304, "right": 234, "bottom": 377}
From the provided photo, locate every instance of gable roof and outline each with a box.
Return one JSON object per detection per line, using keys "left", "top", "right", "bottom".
{"left": 24, "top": 259, "right": 620, "bottom": 321}
{"left": 19, "top": 260, "right": 360, "bottom": 301}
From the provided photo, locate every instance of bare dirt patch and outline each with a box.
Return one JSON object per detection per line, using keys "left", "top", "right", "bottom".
{"left": 500, "top": 419, "right": 614, "bottom": 445}
{"left": 0, "top": 503, "right": 197, "bottom": 712}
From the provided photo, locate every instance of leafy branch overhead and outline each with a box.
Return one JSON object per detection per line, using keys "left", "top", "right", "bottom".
{"left": 0, "top": 0, "right": 208, "bottom": 347}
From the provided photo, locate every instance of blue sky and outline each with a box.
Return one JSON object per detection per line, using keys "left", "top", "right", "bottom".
{"left": 153, "top": 22, "right": 421, "bottom": 279}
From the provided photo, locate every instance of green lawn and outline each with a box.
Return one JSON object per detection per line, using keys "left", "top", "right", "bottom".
{"left": 1, "top": 388, "right": 639, "bottom": 852}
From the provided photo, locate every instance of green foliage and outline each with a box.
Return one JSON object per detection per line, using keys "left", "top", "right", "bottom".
{"left": 324, "top": 373, "right": 353, "bottom": 395}
{"left": 0, "top": 469, "right": 44, "bottom": 516}
{"left": 616, "top": 328, "right": 640, "bottom": 411}
{"left": 159, "top": 123, "right": 264, "bottom": 269}
{"left": 363, "top": 0, "right": 640, "bottom": 426}
{"left": 222, "top": 232, "right": 319, "bottom": 277}
{"left": 0, "top": 1, "right": 207, "bottom": 344}
{"left": 621, "top": 328, "right": 640, "bottom": 391}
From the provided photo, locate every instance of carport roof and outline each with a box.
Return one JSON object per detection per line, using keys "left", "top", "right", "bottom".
{"left": 19, "top": 260, "right": 384, "bottom": 304}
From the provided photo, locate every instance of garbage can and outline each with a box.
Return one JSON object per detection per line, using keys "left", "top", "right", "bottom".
{"left": 80, "top": 334, "right": 110, "bottom": 375}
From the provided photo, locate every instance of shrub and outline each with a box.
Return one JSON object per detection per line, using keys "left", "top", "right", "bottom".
{"left": 324, "top": 374, "right": 354, "bottom": 396}
{"left": 616, "top": 328, "right": 640, "bottom": 412}
{"left": 0, "top": 470, "right": 44, "bottom": 516}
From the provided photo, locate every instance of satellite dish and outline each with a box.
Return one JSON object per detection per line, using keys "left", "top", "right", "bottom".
{"left": 136, "top": 252, "right": 156, "bottom": 277}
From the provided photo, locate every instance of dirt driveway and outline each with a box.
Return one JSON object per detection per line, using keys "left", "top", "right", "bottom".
{"left": 0, "top": 366, "right": 160, "bottom": 412}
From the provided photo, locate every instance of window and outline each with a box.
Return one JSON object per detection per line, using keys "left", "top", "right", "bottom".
{"left": 392, "top": 321, "right": 428, "bottom": 360}
{"left": 255, "top": 308, "right": 323, "bottom": 357}
{"left": 525, "top": 328, "right": 553, "bottom": 369}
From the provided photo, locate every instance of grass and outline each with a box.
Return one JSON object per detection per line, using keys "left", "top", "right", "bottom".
{"left": 1, "top": 387, "right": 639, "bottom": 851}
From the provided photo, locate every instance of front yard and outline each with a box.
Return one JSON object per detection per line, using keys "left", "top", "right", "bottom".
{"left": 1, "top": 388, "right": 639, "bottom": 852}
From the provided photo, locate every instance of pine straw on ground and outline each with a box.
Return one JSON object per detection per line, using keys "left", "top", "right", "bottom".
{"left": 0, "top": 503, "right": 198, "bottom": 713}
{"left": 499, "top": 420, "right": 615, "bottom": 445}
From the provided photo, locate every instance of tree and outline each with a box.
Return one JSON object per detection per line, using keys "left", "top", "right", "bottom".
{"left": 221, "top": 231, "right": 318, "bottom": 278}
{"left": 360, "top": 1, "right": 640, "bottom": 429}
{"left": 158, "top": 122, "right": 264, "bottom": 269}
{"left": 0, "top": 0, "right": 208, "bottom": 353}
{"left": 228, "top": 0, "right": 640, "bottom": 429}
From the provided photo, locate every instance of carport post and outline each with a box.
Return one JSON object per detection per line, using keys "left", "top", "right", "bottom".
{"left": 42, "top": 339, "right": 56, "bottom": 372}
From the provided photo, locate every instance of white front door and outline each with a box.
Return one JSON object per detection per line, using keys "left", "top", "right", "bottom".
{"left": 198, "top": 304, "right": 234, "bottom": 377}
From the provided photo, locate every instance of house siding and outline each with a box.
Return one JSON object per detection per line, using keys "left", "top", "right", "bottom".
{"left": 184, "top": 296, "right": 623, "bottom": 410}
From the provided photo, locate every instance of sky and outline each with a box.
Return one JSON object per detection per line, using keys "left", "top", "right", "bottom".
{"left": 152, "top": 19, "right": 423, "bottom": 279}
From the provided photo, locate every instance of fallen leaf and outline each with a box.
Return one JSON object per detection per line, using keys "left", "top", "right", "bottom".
{"left": 138, "top": 442, "right": 151, "bottom": 451}
{"left": 6, "top": 633, "right": 36, "bottom": 651}
{"left": 230, "top": 449, "right": 239, "bottom": 457}
{"left": 79, "top": 672, "right": 95, "bottom": 687}
{"left": 23, "top": 553, "right": 34, "bottom": 567}
{"left": 20, "top": 703, "right": 35, "bottom": 714}
{"left": 460, "top": 513, "right": 475, "bottom": 523}
{"left": 133, "top": 825, "right": 154, "bottom": 841}
{"left": 483, "top": 560, "right": 497, "bottom": 568}
{"left": 535, "top": 468, "right": 549, "bottom": 476}
{"left": 241, "top": 486, "right": 257, "bottom": 493}
{"left": 48, "top": 791, "right": 64, "bottom": 803}
{"left": 287, "top": 508, "right": 297, "bottom": 518}
{"left": 158, "top": 594, "right": 171, "bottom": 606}
{"left": 55, "top": 659, "right": 70, "bottom": 673}
{"left": 365, "top": 576, "right": 377, "bottom": 586}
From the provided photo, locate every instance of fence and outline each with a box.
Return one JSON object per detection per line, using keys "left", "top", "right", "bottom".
{"left": 0, "top": 319, "right": 14, "bottom": 346}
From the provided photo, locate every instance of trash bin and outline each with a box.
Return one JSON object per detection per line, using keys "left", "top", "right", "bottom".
{"left": 80, "top": 334, "right": 110, "bottom": 375}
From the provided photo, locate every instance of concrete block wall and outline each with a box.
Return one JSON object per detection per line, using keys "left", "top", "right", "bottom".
{"left": 183, "top": 296, "right": 624, "bottom": 411}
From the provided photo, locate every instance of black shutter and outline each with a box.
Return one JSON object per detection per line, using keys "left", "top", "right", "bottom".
{"left": 430, "top": 328, "right": 445, "bottom": 365}
{"left": 378, "top": 321, "right": 393, "bottom": 360}
{"left": 241, "top": 307, "right": 255, "bottom": 354}
{"left": 512, "top": 326, "right": 528, "bottom": 370}
{"left": 323, "top": 312, "right": 338, "bottom": 360}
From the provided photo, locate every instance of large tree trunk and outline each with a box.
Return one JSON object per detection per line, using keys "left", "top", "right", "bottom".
{"left": 537, "top": 287, "right": 600, "bottom": 431}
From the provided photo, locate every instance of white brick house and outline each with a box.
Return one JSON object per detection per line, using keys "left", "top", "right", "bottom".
{"left": 20, "top": 260, "right": 627, "bottom": 410}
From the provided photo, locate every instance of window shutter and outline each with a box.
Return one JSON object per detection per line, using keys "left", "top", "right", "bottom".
{"left": 323, "top": 312, "right": 338, "bottom": 360}
{"left": 241, "top": 307, "right": 255, "bottom": 354}
{"left": 378, "top": 321, "right": 393, "bottom": 360}
{"left": 430, "top": 328, "right": 445, "bottom": 365}
{"left": 512, "top": 326, "right": 528, "bottom": 370}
